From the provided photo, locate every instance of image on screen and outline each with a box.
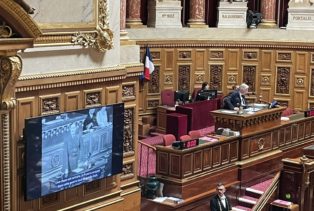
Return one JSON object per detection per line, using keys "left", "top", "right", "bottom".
{"left": 24, "top": 103, "right": 124, "bottom": 200}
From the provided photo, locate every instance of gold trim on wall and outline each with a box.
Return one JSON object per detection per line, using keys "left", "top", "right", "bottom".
{"left": 34, "top": 0, "right": 113, "bottom": 52}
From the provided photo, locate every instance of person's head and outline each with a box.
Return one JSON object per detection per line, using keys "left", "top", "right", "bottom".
{"left": 232, "top": 85, "right": 240, "bottom": 91}
{"left": 201, "top": 82, "right": 209, "bottom": 90}
{"left": 216, "top": 182, "right": 226, "bottom": 197}
{"left": 239, "top": 83, "right": 249, "bottom": 95}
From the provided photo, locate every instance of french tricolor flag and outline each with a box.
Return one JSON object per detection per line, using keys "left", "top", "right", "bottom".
{"left": 143, "top": 47, "right": 155, "bottom": 81}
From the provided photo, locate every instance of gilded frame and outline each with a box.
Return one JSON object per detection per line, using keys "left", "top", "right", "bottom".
{"left": 33, "top": 0, "right": 113, "bottom": 52}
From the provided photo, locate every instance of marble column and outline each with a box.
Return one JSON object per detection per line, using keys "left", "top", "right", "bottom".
{"left": 120, "top": 0, "right": 129, "bottom": 40}
{"left": 187, "top": 0, "right": 207, "bottom": 28}
{"left": 126, "top": 0, "right": 144, "bottom": 28}
{"left": 259, "top": 0, "right": 277, "bottom": 28}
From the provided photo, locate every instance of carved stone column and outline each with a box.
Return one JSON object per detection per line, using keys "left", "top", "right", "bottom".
{"left": 126, "top": 0, "right": 144, "bottom": 28}
{"left": 120, "top": 0, "right": 129, "bottom": 40}
{"left": 259, "top": 0, "right": 277, "bottom": 28}
{"left": 0, "top": 55, "right": 22, "bottom": 211}
{"left": 187, "top": 0, "right": 207, "bottom": 28}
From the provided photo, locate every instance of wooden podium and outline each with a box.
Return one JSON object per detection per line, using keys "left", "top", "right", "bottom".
{"left": 210, "top": 106, "right": 286, "bottom": 135}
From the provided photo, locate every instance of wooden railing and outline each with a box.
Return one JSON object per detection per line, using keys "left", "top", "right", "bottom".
{"left": 138, "top": 140, "right": 157, "bottom": 178}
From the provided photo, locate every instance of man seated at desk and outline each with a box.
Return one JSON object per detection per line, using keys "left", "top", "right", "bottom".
{"left": 222, "top": 83, "right": 249, "bottom": 111}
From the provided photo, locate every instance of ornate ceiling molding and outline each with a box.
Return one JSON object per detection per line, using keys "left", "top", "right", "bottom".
{"left": 0, "top": 0, "right": 41, "bottom": 38}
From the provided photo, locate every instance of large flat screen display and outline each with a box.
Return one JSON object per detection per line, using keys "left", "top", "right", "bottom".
{"left": 24, "top": 103, "right": 124, "bottom": 200}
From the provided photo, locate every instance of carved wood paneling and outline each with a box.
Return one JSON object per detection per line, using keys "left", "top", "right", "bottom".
{"left": 310, "top": 68, "right": 314, "bottom": 96}
{"left": 65, "top": 91, "right": 81, "bottom": 111}
{"left": 243, "top": 50, "right": 258, "bottom": 60}
{"left": 178, "top": 50, "right": 192, "bottom": 60}
{"left": 40, "top": 193, "right": 60, "bottom": 207}
{"left": 165, "top": 50, "right": 174, "bottom": 70}
{"left": 195, "top": 50, "right": 206, "bottom": 70}
{"left": 276, "top": 66, "right": 290, "bottom": 94}
{"left": 277, "top": 51, "right": 292, "bottom": 62}
{"left": 147, "top": 99, "right": 159, "bottom": 109}
{"left": 212, "top": 146, "right": 221, "bottom": 167}
{"left": 170, "top": 154, "right": 181, "bottom": 177}
{"left": 40, "top": 95, "right": 61, "bottom": 115}
{"left": 84, "top": 180, "right": 101, "bottom": 194}
{"left": 105, "top": 175, "right": 117, "bottom": 191}
{"left": 178, "top": 65, "right": 191, "bottom": 91}
{"left": 221, "top": 143, "right": 229, "bottom": 164}
{"left": 294, "top": 90, "right": 306, "bottom": 110}
{"left": 64, "top": 187, "right": 80, "bottom": 202}
{"left": 182, "top": 154, "right": 193, "bottom": 177}
{"left": 148, "top": 66, "right": 160, "bottom": 94}
{"left": 209, "top": 64, "right": 223, "bottom": 91}
{"left": 203, "top": 148, "right": 212, "bottom": 170}
{"left": 16, "top": 97, "right": 36, "bottom": 135}
{"left": 260, "top": 88, "right": 272, "bottom": 103}
{"left": 230, "top": 141, "right": 238, "bottom": 161}
{"left": 227, "top": 49, "right": 239, "bottom": 71}
{"left": 157, "top": 152, "right": 169, "bottom": 175}
{"left": 193, "top": 150, "right": 203, "bottom": 173}
{"left": 261, "top": 50, "right": 273, "bottom": 72}
{"left": 105, "top": 86, "right": 120, "bottom": 104}
{"left": 122, "top": 82, "right": 136, "bottom": 101}
{"left": 243, "top": 65, "right": 256, "bottom": 93}
{"left": 261, "top": 74, "right": 271, "bottom": 86}
{"left": 151, "top": 51, "right": 161, "bottom": 61}
{"left": 123, "top": 107, "right": 135, "bottom": 156}
{"left": 311, "top": 53, "right": 314, "bottom": 63}
{"left": 250, "top": 133, "right": 272, "bottom": 156}
{"left": 295, "top": 76, "right": 305, "bottom": 88}
{"left": 84, "top": 89, "right": 102, "bottom": 107}
{"left": 296, "top": 52, "right": 307, "bottom": 73}
{"left": 121, "top": 162, "right": 134, "bottom": 181}
{"left": 164, "top": 73, "right": 173, "bottom": 85}
{"left": 272, "top": 130, "right": 279, "bottom": 149}
{"left": 227, "top": 73, "right": 238, "bottom": 85}
{"left": 209, "top": 49, "right": 224, "bottom": 60}
{"left": 195, "top": 72, "right": 205, "bottom": 84}
{"left": 241, "top": 139, "right": 250, "bottom": 160}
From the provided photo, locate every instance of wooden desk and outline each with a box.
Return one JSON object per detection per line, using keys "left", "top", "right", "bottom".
{"left": 156, "top": 106, "right": 176, "bottom": 134}
{"left": 270, "top": 202, "right": 299, "bottom": 211}
{"left": 210, "top": 106, "right": 286, "bottom": 135}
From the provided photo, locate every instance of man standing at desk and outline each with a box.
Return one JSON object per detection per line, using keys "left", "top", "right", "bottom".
{"left": 223, "top": 83, "right": 249, "bottom": 111}
{"left": 210, "top": 183, "right": 232, "bottom": 211}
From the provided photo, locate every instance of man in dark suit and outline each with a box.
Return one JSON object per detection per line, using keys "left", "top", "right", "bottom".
{"left": 210, "top": 183, "right": 232, "bottom": 211}
{"left": 83, "top": 108, "right": 99, "bottom": 131}
{"left": 223, "top": 83, "right": 249, "bottom": 111}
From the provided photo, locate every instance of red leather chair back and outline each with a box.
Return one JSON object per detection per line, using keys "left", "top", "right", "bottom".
{"left": 188, "top": 130, "right": 201, "bottom": 139}
{"left": 163, "top": 134, "right": 176, "bottom": 146}
{"left": 179, "top": 134, "right": 192, "bottom": 141}
{"left": 161, "top": 89, "right": 175, "bottom": 107}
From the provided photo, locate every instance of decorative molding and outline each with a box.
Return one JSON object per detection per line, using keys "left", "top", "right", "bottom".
{"left": 16, "top": 66, "right": 130, "bottom": 92}
{"left": 276, "top": 66, "right": 290, "bottom": 95}
{"left": 122, "top": 82, "right": 136, "bottom": 101}
{"left": 195, "top": 71, "right": 205, "bottom": 84}
{"left": 151, "top": 51, "right": 161, "bottom": 60}
{"left": 261, "top": 74, "right": 271, "bottom": 86}
{"left": 121, "top": 162, "right": 134, "bottom": 181}
{"left": 295, "top": 76, "right": 305, "bottom": 88}
{"left": 243, "top": 51, "right": 258, "bottom": 60}
{"left": 178, "top": 51, "right": 192, "bottom": 60}
{"left": 41, "top": 193, "right": 59, "bottom": 205}
{"left": 85, "top": 91, "right": 102, "bottom": 106}
{"left": 0, "top": 55, "right": 22, "bottom": 110}
{"left": 209, "top": 50, "right": 224, "bottom": 60}
{"left": 209, "top": 64, "right": 223, "bottom": 91}
{"left": 2, "top": 113, "right": 11, "bottom": 211}
{"left": 147, "top": 99, "right": 160, "bottom": 109}
{"left": 243, "top": 65, "right": 256, "bottom": 93}
{"left": 40, "top": 94, "right": 61, "bottom": 115}
{"left": 0, "top": 21, "right": 13, "bottom": 38}
{"left": 138, "top": 41, "right": 314, "bottom": 51}
{"left": 164, "top": 73, "right": 173, "bottom": 85}
{"left": 35, "top": 0, "right": 113, "bottom": 52}
{"left": 84, "top": 180, "right": 101, "bottom": 194}
{"left": 227, "top": 73, "right": 237, "bottom": 85}
{"left": 178, "top": 64, "right": 191, "bottom": 91}
{"left": 148, "top": 66, "right": 160, "bottom": 94}
{"left": 123, "top": 107, "right": 134, "bottom": 155}
{"left": 277, "top": 52, "right": 292, "bottom": 62}
{"left": 0, "top": 0, "right": 42, "bottom": 38}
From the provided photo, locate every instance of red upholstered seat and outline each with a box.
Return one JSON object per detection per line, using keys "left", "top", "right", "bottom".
{"left": 188, "top": 130, "right": 201, "bottom": 139}
{"left": 281, "top": 107, "right": 294, "bottom": 117}
{"left": 161, "top": 89, "right": 175, "bottom": 107}
{"left": 179, "top": 134, "right": 191, "bottom": 141}
{"left": 163, "top": 134, "right": 176, "bottom": 146}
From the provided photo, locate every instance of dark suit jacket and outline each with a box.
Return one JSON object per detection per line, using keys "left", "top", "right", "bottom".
{"left": 210, "top": 195, "right": 232, "bottom": 211}
{"left": 83, "top": 114, "right": 98, "bottom": 130}
{"left": 222, "top": 91, "right": 246, "bottom": 110}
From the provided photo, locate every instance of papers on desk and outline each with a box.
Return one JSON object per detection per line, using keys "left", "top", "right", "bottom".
{"left": 220, "top": 110, "right": 237, "bottom": 114}
{"left": 153, "top": 196, "right": 184, "bottom": 204}
{"left": 244, "top": 107, "right": 262, "bottom": 112}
